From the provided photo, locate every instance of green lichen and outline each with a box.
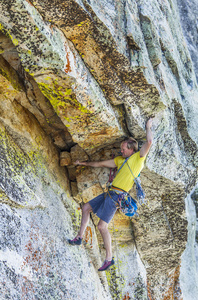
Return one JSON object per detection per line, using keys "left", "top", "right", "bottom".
{"left": 64, "top": 89, "right": 72, "bottom": 95}
{"left": 70, "top": 202, "right": 82, "bottom": 233}
{"left": 0, "top": 23, "right": 19, "bottom": 47}
{"left": 134, "top": 273, "right": 147, "bottom": 300}
{"left": 12, "top": 39, "right": 18, "bottom": 46}
{"left": 0, "top": 23, "right": 6, "bottom": 35}
{"left": 105, "top": 264, "right": 124, "bottom": 300}
{"left": 0, "top": 188, "right": 23, "bottom": 208}
{"left": 37, "top": 81, "right": 92, "bottom": 119}
{"left": 0, "top": 128, "right": 47, "bottom": 208}
{"left": 0, "top": 57, "right": 23, "bottom": 91}
{"left": 38, "top": 82, "right": 68, "bottom": 112}
{"left": 0, "top": 127, "right": 48, "bottom": 184}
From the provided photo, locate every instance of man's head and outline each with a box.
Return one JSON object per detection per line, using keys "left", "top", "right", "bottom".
{"left": 121, "top": 138, "right": 138, "bottom": 158}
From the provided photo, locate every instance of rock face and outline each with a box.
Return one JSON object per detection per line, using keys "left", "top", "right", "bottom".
{"left": 0, "top": 0, "right": 197, "bottom": 299}
{"left": 177, "top": 0, "right": 198, "bottom": 83}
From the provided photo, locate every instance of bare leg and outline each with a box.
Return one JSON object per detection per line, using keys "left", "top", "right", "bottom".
{"left": 98, "top": 219, "right": 112, "bottom": 261}
{"left": 77, "top": 202, "right": 92, "bottom": 238}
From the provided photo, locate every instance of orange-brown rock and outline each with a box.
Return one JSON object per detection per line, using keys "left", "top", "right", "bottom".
{"left": 70, "top": 181, "right": 78, "bottom": 197}
{"left": 60, "top": 151, "right": 72, "bottom": 166}
{"left": 70, "top": 144, "right": 89, "bottom": 163}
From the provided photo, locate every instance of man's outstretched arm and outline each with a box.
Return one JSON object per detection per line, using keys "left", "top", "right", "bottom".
{"left": 74, "top": 159, "right": 117, "bottom": 169}
{"left": 140, "top": 118, "right": 153, "bottom": 158}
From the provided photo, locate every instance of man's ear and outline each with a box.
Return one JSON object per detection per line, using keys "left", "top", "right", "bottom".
{"left": 131, "top": 149, "right": 135, "bottom": 155}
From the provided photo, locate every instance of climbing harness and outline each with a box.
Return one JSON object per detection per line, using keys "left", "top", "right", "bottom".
{"left": 117, "top": 192, "right": 138, "bottom": 217}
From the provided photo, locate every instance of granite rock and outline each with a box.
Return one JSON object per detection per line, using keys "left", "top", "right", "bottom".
{"left": 0, "top": 0, "right": 198, "bottom": 299}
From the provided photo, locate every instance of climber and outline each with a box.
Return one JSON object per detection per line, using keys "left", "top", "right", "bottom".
{"left": 69, "top": 119, "right": 153, "bottom": 271}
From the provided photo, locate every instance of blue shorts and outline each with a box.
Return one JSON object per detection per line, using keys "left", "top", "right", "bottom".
{"left": 89, "top": 191, "right": 119, "bottom": 224}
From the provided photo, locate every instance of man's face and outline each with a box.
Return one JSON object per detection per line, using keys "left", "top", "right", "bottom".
{"left": 120, "top": 142, "right": 134, "bottom": 158}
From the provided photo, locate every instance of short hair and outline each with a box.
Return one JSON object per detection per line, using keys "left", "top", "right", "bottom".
{"left": 122, "top": 137, "right": 138, "bottom": 152}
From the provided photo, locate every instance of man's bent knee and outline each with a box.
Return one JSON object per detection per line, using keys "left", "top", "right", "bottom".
{"left": 98, "top": 220, "right": 108, "bottom": 232}
{"left": 82, "top": 202, "right": 92, "bottom": 213}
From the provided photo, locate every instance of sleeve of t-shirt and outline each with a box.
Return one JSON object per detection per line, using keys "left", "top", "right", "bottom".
{"left": 114, "top": 156, "right": 122, "bottom": 167}
{"left": 136, "top": 151, "right": 146, "bottom": 162}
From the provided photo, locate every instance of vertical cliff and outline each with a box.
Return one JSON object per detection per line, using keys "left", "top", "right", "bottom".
{"left": 0, "top": 0, "right": 197, "bottom": 299}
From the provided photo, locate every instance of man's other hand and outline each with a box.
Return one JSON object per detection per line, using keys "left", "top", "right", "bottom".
{"left": 74, "top": 160, "right": 87, "bottom": 166}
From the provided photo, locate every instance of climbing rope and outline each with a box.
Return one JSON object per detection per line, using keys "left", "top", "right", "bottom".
{"left": 107, "top": 153, "right": 117, "bottom": 185}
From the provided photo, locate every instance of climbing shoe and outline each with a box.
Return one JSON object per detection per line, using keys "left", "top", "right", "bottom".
{"left": 68, "top": 237, "right": 82, "bottom": 245}
{"left": 98, "top": 258, "right": 114, "bottom": 271}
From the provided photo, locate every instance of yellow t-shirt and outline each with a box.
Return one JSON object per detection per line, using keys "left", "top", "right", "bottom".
{"left": 112, "top": 151, "right": 145, "bottom": 192}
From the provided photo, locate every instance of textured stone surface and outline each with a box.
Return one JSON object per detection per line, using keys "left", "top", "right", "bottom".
{"left": 60, "top": 151, "right": 72, "bottom": 166}
{"left": 177, "top": 0, "right": 198, "bottom": 82}
{"left": 70, "top": 144, "right": 89, "bottom": 163}
{"left": 0, "top": 0, "right": 198, "bottom": 299}
{"left": 0, "top": 95, "right": 111, "bottom": 300}
{"left": 180, "top": 188, "right": 198, "bottom": 300}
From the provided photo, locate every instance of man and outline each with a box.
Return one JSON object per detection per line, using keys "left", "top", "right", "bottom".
{"left": 69, "top": 119, "right": 153, "bottom": 271}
